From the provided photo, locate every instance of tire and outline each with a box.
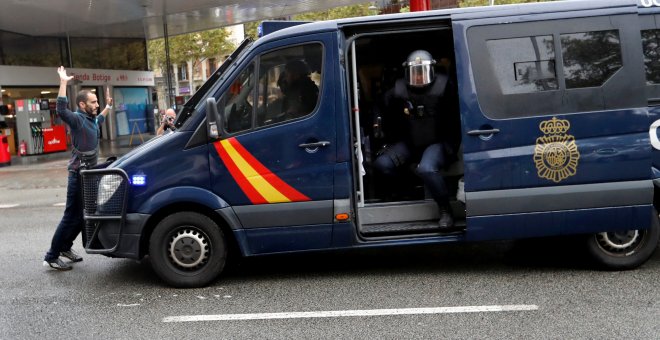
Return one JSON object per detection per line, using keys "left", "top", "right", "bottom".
{"left": 149, "top": 212, "right": 227, "bottom": 288}
{"left": 585, "top": 209, "right": 660, "bottom": 270}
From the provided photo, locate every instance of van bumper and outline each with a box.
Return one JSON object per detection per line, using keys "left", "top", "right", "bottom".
{"left": 87, "top": 213, "right": 150, "bottom": 260}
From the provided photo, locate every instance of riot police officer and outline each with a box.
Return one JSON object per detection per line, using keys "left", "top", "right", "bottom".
{"left": 373, "top": 50, "right": 460, "bottom": 229}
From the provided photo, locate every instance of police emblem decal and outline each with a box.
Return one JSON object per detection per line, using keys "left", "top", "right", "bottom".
{"left": 533, "top": 117, "right": 580, "bottom": 183}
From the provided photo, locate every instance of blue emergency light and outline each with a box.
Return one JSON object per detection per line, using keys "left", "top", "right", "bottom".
{"left": 131, "top": 174, "right": 147, "bottom": 186}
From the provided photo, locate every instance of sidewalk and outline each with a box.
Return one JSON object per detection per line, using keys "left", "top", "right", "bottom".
{"left": 0, "top": 133, "right": 155, "bottom": 171}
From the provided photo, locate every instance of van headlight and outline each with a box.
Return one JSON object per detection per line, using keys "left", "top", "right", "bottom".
{"left": 97, "top": 174, "right": 122, "bottom": 205}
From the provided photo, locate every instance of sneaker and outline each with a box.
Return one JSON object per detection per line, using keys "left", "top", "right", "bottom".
{"left": 43, "top": 258, "right": 72, "bottom": 271}
{"left": 60, "top": 249, "right": 83, "bottom": 263}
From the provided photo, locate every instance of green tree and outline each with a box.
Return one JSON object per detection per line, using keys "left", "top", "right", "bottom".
{"left": 244, "top": 21, "right": 260, "bottom": 40}
{"left": 459, "top": 0, "right": 548, "bottom": 7}
{"left": 244, "top": 2, "right": 374, "bottom": 40}
{"left": 147, "top": 28, "right": 235, "bottom": 78}
{"left": 292, "top": 3, "right": 374, "bottom": 21}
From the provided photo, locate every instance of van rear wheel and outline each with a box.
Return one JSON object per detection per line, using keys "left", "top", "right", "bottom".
{"left": 149, "top": 212, "right": 227, "bottom": 288}
{"left": 585, "top": 209, "right": 659, "bottom": 270}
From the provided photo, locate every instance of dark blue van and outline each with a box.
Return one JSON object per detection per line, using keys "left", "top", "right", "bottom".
{"left": 82, "top": 0, "right": 660, "bottom": 287}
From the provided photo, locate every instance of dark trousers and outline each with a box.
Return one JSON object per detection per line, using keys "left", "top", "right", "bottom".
{"left": 45, "top": 172, "right": 83, "bottom": 261}
{"left": 374, "top": 142, "right": 450, "bottom": 207}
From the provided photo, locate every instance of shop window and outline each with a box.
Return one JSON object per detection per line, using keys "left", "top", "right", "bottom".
{"left": 0, "top": 30, "right": 67, "bottom": 67}
{"left": 70, "top": 37, "right": 147, "bottom": 70}
{"left": 113, "top": 87, "right": 151, "bottom": 136}
{"left": 561, "top": 30, "right": 622, "bottom": 88}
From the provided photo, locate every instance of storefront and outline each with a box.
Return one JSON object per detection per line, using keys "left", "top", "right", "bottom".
{"left": 0, "top": 65, "right": 154, "bottom": 155}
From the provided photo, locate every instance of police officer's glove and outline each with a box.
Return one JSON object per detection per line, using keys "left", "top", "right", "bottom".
{"left": 373, "top": 115, "right": 384, "bottom": 139}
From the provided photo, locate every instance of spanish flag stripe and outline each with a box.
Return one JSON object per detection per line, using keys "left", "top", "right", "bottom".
{"left": 220, "top": 139, "right": 290, "bottom": 203}
{"left": 227, "top": 138, "right": 311, "bottom": 202}
{"left": 213, "top": 141, "right": 267, "bottom": 204}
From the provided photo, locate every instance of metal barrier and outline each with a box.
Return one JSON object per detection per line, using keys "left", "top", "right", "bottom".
{"left": 80, "top": 168, "right": 129, "bottom": 254}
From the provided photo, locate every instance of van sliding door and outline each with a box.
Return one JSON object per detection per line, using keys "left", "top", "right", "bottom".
{"left": 453, "top": 1, "right": 653, "bottom": 240}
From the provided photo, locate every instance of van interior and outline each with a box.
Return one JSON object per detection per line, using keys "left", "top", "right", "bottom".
{"left": 345, "top": 25, "right": 466, "bottom": 238}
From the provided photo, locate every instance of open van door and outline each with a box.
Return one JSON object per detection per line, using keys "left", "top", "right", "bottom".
{"left": 452, "top": 0, "right": 654, "bottom": 241}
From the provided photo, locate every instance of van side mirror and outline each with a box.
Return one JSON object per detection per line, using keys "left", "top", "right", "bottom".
{"left": 205, "top": 97, "right": 224, "bottom": 140}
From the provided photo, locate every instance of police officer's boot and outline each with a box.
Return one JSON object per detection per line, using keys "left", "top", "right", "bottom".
{"left": 438, "top": 205, "right": 454, "bottom": 230}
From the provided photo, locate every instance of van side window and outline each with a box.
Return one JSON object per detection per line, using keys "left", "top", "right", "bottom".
{"left": 561, "top": 30, "right": 622, "bottom": 88}
{"left": 642, "top": 29, "right": 660, "bottom": 85}
{"left": 221, "top": 63, "right": 255, "bottom": 134}
{"left": 469, "top": 16, "right": 645, "bottom": 119}
{"left": 486, "top": 35, "right": 557, "bottom": 94}
{"left": 256, "top": 44, "right": 322, "bottom": 126}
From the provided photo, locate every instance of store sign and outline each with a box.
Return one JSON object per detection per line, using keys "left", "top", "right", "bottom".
{"left": 42, "top": 126, "right": 67, "bottom": 153}
{"left": 0, "top": 65, "right": 155, "bottom": 87}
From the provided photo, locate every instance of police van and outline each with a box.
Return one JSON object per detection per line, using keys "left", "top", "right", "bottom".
{"left": 82, "top": 0, "right": 660, "bottom": 287}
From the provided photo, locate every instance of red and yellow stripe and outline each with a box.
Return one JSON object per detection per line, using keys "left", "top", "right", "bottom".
{"left": 213, "top": 137, "right": 310, "bottom": 204}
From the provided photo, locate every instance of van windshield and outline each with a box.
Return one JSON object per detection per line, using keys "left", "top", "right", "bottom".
{"left": 173, "top": 38, "right": 253, "bottom": 129}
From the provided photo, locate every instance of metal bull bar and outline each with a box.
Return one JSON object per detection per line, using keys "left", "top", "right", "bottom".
{"left": 80, "top": 168, "right": 129, "bottom": 254}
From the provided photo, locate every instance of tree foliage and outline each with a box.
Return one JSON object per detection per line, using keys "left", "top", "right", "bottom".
{"left": 459, "top": 0, "right": 548, "bottom": 7}
{"left": 147, "top": 28, "right": 235, "bottom": 74}
{"left": 243, "top": 3, "right": 374, "bottom": 40}
{"left": 292, "top": 3, "right": 374, "bottom": 21}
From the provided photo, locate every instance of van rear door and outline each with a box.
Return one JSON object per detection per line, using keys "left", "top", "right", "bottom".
{"left": 453, "top": 1, "right": 653, "bottom": 240}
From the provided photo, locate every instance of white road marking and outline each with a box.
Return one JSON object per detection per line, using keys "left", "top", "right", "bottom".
{"left": 163, "top": 304, "right": 538, "bottom": 323}
{"left": 117, "top": 303, "right": 140, "bottom": 307}
{"left": 53, "top": 203, "right": 66, "bottom": 207}
{"left": 0, "top": 204, "right": 19, "bottom": 208}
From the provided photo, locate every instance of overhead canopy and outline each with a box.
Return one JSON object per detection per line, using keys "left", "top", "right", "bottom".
{"left": 0, "top": 0, "right": 371, "bottom": 39}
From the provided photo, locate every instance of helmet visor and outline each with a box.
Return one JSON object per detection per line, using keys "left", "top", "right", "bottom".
{"left": 406, "top": 64, "right": 434, "bottom": 87}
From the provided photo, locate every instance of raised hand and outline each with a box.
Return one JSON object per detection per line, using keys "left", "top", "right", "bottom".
{"left": 105, "top": 87, "right": 113, "bottom": 106}
{"left": 57, "top": 66, "right": 73, "bottom": 82}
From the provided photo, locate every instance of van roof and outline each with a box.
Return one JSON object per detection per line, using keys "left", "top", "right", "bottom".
{"left": 254, "top": 0, "right": 638, "bottom": 46}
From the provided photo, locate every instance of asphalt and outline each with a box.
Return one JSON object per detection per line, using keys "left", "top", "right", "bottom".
{"left": 0, "top": 133, "right": 153, "bottom": 170}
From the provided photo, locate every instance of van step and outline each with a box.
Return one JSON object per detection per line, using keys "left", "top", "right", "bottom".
{"left": 360, "top": 220, "right": 465, "bottom": 236}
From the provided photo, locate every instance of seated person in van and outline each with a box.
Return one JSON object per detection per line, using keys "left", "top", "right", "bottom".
{"left": 277, "top": 59, "right": 319, "bottom": 120}
{"left": 373, "top": 50, "right": 460, "bottom": 230}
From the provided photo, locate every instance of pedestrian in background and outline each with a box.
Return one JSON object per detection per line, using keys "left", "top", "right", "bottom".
{"left": 43, "top": 66, "right": 113, "bottom": 271}
{"left": 156, "top": 108, "right": 177, "bottom": 136}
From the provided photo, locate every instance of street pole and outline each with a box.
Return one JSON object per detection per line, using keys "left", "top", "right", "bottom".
{"left": 163, "top": 15, "right": 173, "bottom": 109}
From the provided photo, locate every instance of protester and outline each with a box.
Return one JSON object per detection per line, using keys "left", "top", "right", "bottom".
{"left": 43, "top": 66, "right": 113, "bottom": 270}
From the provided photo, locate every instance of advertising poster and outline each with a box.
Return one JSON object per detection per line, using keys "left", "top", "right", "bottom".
{"left": 113, "top": 87, "right": 149, "bottom": 136}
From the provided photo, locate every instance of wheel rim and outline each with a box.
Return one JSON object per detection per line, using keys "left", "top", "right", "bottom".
{"left": 595, "top": 229, "right": 645, "bottom": 257}
{"left": 167, "top": 227, "right": 210, "bottom": 270}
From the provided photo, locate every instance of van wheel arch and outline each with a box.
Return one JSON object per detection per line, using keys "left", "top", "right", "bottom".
{"left": 140, "top": 204, "right": 240, "bottom": 269}
{"left": 585, "top": 209, "right": 660, "bottom": 270}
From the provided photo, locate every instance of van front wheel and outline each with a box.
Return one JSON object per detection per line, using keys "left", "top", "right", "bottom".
{"left": 585, "top": 210, "right": 659, "bottom": 270}
{"left": 149, "top": 212, "right": 227, "bottom": 288}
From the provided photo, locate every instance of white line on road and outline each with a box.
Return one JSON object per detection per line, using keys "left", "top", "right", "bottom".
{"left": 53, "top": 203, "right": 66, "bottom": 207}
{"left": 0, "top": 204, "right": 19, "bottom": 208}
{"left": 163, "top": 304, "right": 538, "bottom": 323}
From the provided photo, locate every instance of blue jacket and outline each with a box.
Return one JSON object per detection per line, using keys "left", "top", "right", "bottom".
{"left": 56, "top": 96, "right": 105, "bottom": 172}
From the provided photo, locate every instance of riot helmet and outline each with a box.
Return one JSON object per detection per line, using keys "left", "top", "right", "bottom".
{"left": 403, "top": 50, "right": 436, "bottom": 88}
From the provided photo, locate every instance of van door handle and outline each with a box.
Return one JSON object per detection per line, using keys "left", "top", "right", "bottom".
{"left": 467, "top": 129, "right": 500, "bottom": 136}
{"left": 298, "top": 141, "right": 331, "bottom": 148}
